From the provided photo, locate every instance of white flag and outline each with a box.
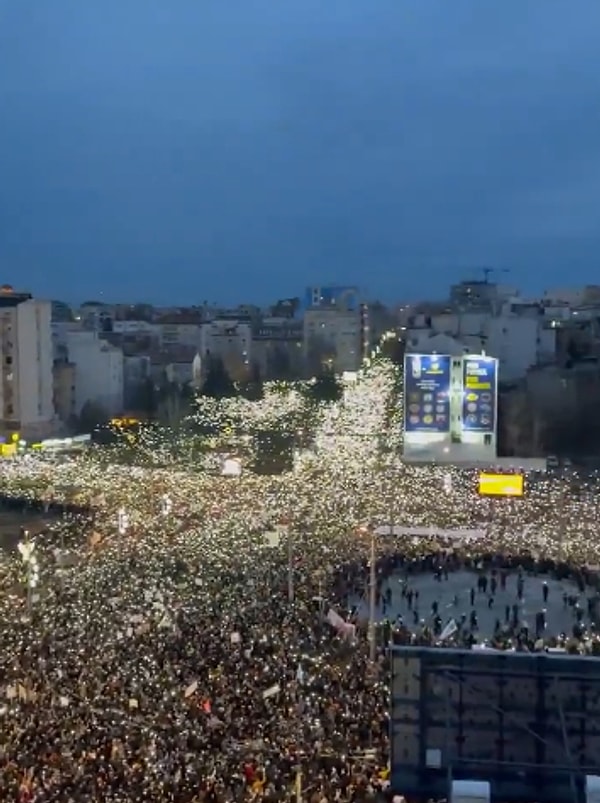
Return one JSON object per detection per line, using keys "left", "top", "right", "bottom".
{"left": 184, "top": 680, "right": 198, "bottom": 698}
{"left": 263, "top": 683, "right": 281, "bottom": 699}
{"left": 440, "top": 618, "right": 458, "bottom": 641}
{"left": 264, "top": 531, "right": 280, "bottom": 548}
{"left": 326, "top": 608, "right": 346, "bottom": 630}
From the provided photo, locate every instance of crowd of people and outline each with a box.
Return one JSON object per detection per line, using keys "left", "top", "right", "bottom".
{"left": 0, "top": 358, "right": 599, "bottom": 801}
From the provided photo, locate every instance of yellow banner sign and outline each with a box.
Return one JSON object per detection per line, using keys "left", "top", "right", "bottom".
{"left": 478, "top": 473, "right": 524, "bottom": 497}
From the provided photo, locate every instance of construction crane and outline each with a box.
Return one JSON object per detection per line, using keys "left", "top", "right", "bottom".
{"left": 481, "top": 267, "right": 510, "bottom": 283}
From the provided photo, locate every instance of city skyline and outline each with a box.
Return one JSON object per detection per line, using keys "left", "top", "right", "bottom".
{"left": 2, "top": 1, "right": 600, "bottom": 304}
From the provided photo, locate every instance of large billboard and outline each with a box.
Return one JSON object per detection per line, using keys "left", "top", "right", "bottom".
{"left": 404, "top": 354, "right": 451, "bottom": 433}
{"left": 462, "top": 356, "right": 497, "bottom": 432}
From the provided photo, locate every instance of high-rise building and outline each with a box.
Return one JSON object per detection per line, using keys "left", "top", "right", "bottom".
{"left": 0, "top": 285, "right": 55, "bottom": 439}
{"left": 302, "top": 285, "right": 365, "bottom": 374}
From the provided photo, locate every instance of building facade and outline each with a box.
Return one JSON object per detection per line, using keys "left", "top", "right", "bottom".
{"left": 154, "top": 313, "right": 203, "bottom": 349}
{"left": 65, "top": 331, "right": 124, "bottom": 418}
{"left": 199, "top": 318, "right": 253, "bottom": 380}
{"left": 53, "top": 360, "right": 77, "bottom": 426}
{"left": 252, "top": 320, "right": 304, "bottom": 379}
{"left": 0, "top": 288, "right": 55, "bottom": 439}
{"left": 407, "top": 306, "right": 557, "bottom": 382}
{"left": 303, "top": 307, "right": 364, "bottom": 374}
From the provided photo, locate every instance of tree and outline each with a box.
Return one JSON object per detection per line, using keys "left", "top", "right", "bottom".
{"left": 252, "top": 429, "right": 294, "bottom": 474}
{"left": 305, "top": 370, "right": 343, "bottom": 404}
{"left": 266, "top": 345, "right": 294, "bottom": 380}
{"left": 305, "top": 334, "right": 336, "bottom": 378}
{"left": 155, "top": 382, "right": 193, "bottom": 427}
{"left": 201, "top": 356, "right": 237, "bottom": 399}
{"left": 222, "top": 352, "right": 251, "bottom": 383}
{"left": 128, "top": 378, "right": 157, "bottom": 417}
{"left": 78, "top": 400, "right": 109, "bottom": 433}
{"left": 239, "top": 362, "right": 264, "bottom": 401}
{"left": 380, "top": 334, "right": 406, "bottom": 366}
{"left": 543, "top": 399, "right": 600, "bottom": 458}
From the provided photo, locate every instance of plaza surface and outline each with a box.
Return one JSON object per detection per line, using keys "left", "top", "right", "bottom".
{"left": 355, "top": 569, "right": 589, "bottom": 640}
{"left": 0, "top": 511, "right": 51, "bottom": 552}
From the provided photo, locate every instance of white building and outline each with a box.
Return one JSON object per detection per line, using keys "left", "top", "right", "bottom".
{"left": 303, "top": 307, "right": 363, "bottom": 373}
{"left": 450, "top": 280, "right": 517, "bottom": 308}
{"left": 65, "top": 331, "right": 124, "bottom": 417}
{"left": 155, "top": 313, "right": 202, "bottom": 349}
{"left": 123, "top": 354, "right": 151, "bottom": 408}
{"left": 112, "top": 320, "right": 156, "bottom": 336}
{"left": 52, "top": 320, "right": 83, "bottom": 360}
{"left": 199, "top": 318, "right": 253, "bottom": 379}
{"left": 407, "top": 307, "right": 556, "bottom": 382}
{"left": 543, "top": 287, "right": 586, "bottom": 306}
{"left": 0, "top": 288, "right": 54, "bottom": 438}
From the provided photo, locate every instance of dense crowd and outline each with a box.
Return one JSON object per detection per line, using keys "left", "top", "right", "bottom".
{"left": 0, "top": 358, "right": 599, "bottom": 801}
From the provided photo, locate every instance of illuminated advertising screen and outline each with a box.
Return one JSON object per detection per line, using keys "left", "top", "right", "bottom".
{"left": 462, "top": 356, "right": 497, "bottom": 432}
{"left": 404, "top": 354, "right": 451, "bottom": 433}
{"left": 478, "top": 473, "right": 524, "bottom": 497}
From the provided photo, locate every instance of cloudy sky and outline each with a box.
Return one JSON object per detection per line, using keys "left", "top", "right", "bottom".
{"left": 1, "top": 0, "right": 599, "bottom": 304}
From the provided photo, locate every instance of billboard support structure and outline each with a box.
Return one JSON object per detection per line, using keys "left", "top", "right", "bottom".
{"left": 390, "top": 646, "right": 600, "bottom": 802}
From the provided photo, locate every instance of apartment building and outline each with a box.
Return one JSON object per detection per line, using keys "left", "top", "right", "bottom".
{"left": 303, "top": 307, "right": 363, "bottom": 374}
{"left": 406, "top": 305, "right": 557, "bottom": 382}
{"left": 252, "top": 319, "right": 303, "bottom": 379}
{"left": 0, "top": 286, "right": 54, "bottom": 439}
{"left": 199, "top": 317, "right": 253, "bottom": 380}
{"left": 155, "top": 312, "right": 203, "bottom": 349}
{"left": 53, "top": 360, "right": 77, "bottom": 425}
{"left": 65, "top": 330, "right": 124, "bottom": 417}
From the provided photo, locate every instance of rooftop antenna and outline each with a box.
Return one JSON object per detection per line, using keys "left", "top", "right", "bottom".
{"left": 481, "top": 267, "right": 510, "bottom": 283}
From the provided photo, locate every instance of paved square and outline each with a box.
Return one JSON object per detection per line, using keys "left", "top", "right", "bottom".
{"left": 358, "top": 570, "right": 590, "bottom": 640}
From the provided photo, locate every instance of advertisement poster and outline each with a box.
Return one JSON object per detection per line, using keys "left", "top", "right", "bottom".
{"left": 478, "top": 473, "right": 524, "bottom": 497}
{"left": 404, "top": 354, "right": 451, "bottom": 433}
{"left": 462, "top": 357, "right": 497, "bottom": 432}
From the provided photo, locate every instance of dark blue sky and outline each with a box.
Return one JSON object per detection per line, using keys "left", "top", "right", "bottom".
{"left": 1, "top": 1, "right": 600, "bottom": 305}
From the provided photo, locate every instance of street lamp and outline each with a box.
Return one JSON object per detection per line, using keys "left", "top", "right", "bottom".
{"left": 117, "top": 507, "right": 129, "bottom": 535}
{"left": 17, "top": 536, "right": 39, "bottom": 611}
{"left": 278, "top": 517, "right": 293, "bottom": 603}
{"left": 358, "top": 524, "right": 378, "bottom": 663}
{"left": 161, "top": 494, "right": 172, "bottom": 517}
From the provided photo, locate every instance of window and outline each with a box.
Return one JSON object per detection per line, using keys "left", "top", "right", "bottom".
{"left": 4, "top": 356, "right": 12, "bottom": 365}
{"left": 6, "top": 404, "right": 13, "bottom": 415}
